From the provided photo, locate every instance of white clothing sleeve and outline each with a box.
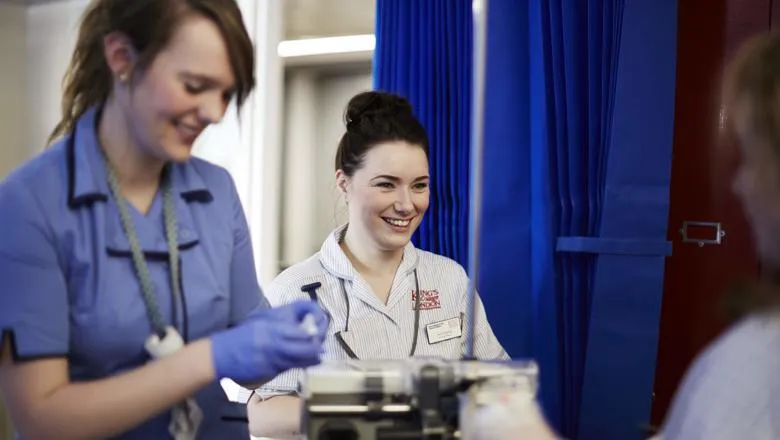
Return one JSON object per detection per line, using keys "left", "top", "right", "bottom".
{"left": 254, "top": 278, "right": 309, "bottom": 398}
{"left": 457, "top": 267, "right": 510, "bottom": 360}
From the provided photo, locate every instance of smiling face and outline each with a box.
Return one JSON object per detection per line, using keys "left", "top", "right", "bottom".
{"left": 337, "top": 141, "right": 430, "bottom": 252}
{"left": 113, "top": 14, "right": 236, "bottom": 163}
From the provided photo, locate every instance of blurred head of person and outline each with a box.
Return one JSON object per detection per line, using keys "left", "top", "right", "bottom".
{"left": 50, "top": 0, "right": 255, "bottom": 166}
{"left": 723, "top": 33, "right": 780, "bottom": 319}
{"left": 334, "top": 91, "right": 430, "bottom": 262}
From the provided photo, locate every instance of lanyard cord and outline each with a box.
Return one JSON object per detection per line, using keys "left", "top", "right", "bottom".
{"left": 337, "top": 269, "right": 421, "bottom": 357}
{"left": 103, "top": 154, "right": 180, "bottom": 339}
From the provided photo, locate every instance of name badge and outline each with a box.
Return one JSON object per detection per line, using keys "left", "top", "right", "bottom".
{"left": 426, "top": 316, "right": 462, "bottom": 344}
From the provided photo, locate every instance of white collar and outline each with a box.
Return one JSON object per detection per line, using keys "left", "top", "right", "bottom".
{"left": 318, "top": 224, "right": 420, "bottom": 280}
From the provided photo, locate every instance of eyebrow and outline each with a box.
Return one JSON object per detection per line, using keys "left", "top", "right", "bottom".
{"left": 371, "top": 174, "right": 430, "bottom": 182}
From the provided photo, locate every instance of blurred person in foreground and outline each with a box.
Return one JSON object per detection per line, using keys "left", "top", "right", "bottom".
{"left": 0, "top": 1, "right": 326, "bottom": 439}
{"left": 657, "top": 33, "right": 780, "bottom": 439}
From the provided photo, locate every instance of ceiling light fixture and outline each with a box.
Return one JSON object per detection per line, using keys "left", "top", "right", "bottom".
{"left": 277, "top": 34, "right": 376, "bottom": 58}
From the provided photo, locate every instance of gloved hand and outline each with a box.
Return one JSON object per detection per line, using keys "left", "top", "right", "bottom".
{"left": 210, "top": 300, "right": 326, "bottom": 383}
{"left": 249, "top": 300, "right": 329, "bottom": 343}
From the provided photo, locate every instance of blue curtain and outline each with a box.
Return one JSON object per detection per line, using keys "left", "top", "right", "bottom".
{"left": 374, "top": 0, "right": 472, "bottom": 268}
{"left": 374, "top": 1, "right": 678, "bottom": 439}
{"left": 574, "top": 2, "right": 677, "bottom": 438}
{"left": 536, "top": 0, "right": 628, "bottom": 434}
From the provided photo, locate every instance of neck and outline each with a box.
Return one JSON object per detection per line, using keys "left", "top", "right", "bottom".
{"left": 341, "top": 226, "right": 404, "bottom": 278}
{"left": 98, "top": 96, "right": 165, "bottom": 191}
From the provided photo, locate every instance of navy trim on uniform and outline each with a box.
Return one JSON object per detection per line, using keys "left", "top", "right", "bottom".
{"left": 105, "top": 241, "right": 200, "bottom": 260}
{"left": 66, "top": 134, "right": 106, "bottom": 209}
{"left": 0, "top": 329, "right": 68, "bottom": 362}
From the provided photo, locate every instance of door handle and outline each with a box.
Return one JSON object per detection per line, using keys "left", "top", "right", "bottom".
{"left": 679, "top": 221, "right": 726, "bottom": 247}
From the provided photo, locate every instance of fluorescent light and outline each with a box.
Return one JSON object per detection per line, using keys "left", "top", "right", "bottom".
{"left": 278, "top": 34, "right": 376, "bottom": 58}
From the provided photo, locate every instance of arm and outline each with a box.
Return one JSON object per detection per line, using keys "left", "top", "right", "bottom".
{"left": 248, "top": 394, "right": 302, "bottom": 439}
{"left": 248, "top": 367, "right": 304, "bottom": 437}
{"left": 224, "top": 172, "right": 268, "bottom": 391}
{"left": 248, "top": 279, "right": 307, "bottom": 437}
{"left": 458, "top": 269, "right": 510, "bottom": 360}
{"left": 0, "top": 338, "right": 215, "bottom": 440}
{"left": 226, "top": 171, "right": 269, "bottom": 323}
{"left": 0, "top": 182, "right": 219, "bottom": 439}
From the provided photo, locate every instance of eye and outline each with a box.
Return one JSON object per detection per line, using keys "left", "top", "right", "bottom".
{"left": 184, "top": 82, "right": 205, "bottom": 94}
{"left": 413, "top": 182, "right": 429, "bottom": 190}
{"left": 376, "top": 182, "right": 394, "bottom": 189}
{"left": 222, "top": 90, "right": 235, "bottom": 103}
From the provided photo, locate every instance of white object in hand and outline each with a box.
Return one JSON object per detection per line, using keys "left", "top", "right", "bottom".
{"left": 145, "top": 326, "right": 185, "bottom": 359}
{"left": 300, "top": 313, "right": 318, "bottom": 336}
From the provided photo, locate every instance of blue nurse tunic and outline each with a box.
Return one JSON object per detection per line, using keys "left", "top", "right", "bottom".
{"left": 0, "top": 107, "right": 266, "bottom": 439}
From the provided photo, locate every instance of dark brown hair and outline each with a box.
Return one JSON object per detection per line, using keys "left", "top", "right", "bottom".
{"left": 49, "top": 0, "right": 255, "bottom": 144}
{"left": 335, "top": 91, "right": 429, "bottom": 177}
{"left": 721, "top": 33, "right": 780, "bottom": 321}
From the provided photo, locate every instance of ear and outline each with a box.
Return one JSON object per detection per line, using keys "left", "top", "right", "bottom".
{"left": 336, "top": 169, "right": 349, "bottom": 203}
{"left": 335, "top": 169, "right": 350, "bottom": 195}
{"left": 103, "top": 32, "right": 138, "bottom": 84}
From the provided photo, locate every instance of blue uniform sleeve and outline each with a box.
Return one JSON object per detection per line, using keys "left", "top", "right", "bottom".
{"left": 0, "top": 181, "right": 69, "bottom": 359}
{"left": 227, "top": 174, "right": 269, "bottom": 326}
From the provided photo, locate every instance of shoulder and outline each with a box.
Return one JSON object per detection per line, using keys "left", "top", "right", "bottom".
{"left": 177, "top": 158, "right": 241, "bottom": 227}
{"left": 264, "top": 254, "right": 328, "bottom": 303}
{"left": 715, "top": 313, "right": 780, "bottom": 351}
{"left": 0, "top": 140, "right": 69, "bottom": 221}
{"left": 186, "top": 157, "right": 236, "bottom": 193}
{"left": 693, "top": 314, "right": 780, "bottom": 376}
{"left": 662, "top": 314, "right": 780, "bottom": 436}
{"left": 416, "top": 249, "right": 468, "bottom": 279}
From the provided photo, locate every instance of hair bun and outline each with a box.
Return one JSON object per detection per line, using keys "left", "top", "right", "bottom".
{"left": 345, "top": 91, "right": 414, "bottom": 130}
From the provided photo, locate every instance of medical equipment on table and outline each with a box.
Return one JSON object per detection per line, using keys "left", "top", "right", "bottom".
{"left": 299, "top": 358, "right": 544, "bottom": 439}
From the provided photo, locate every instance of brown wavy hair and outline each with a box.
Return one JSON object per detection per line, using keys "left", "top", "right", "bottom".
{"left": 48, "top": 0, "right": 255, "bottom": 144}
{"left": 721, "top": 33, "right": 780, "bottom": 321}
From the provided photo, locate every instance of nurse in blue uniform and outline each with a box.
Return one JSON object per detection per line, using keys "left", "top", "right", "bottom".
{"left": 0, "top": 1, "right": 327, "bottom": 439}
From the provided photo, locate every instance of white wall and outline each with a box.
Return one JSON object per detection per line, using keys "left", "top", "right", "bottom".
{"left": 313, "top": 71, "right": 373, "bottom": 244}
{"left": 26, "top": 0, "right": 88, "bottom": 153}
{"left": 0, "top": 3, "right": 30, "bottom": 179}
{"left": 279, "top": 67, "right": 372, "bottom": 268}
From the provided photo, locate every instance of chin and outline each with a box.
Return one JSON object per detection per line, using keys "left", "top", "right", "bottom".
{"left": 378, "top": 232, "right": 415, "bottom": 251}
{"left": 164, "top": 145, "right": 194, "bottom": 163}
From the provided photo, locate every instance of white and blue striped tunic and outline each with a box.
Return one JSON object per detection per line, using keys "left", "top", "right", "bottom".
{"left": 256, "top": 225, "right": 509, "bottom": 398}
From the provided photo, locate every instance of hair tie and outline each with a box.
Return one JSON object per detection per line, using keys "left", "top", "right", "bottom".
{"left": 346, "top": 117, "right": 361, "bottom": 131}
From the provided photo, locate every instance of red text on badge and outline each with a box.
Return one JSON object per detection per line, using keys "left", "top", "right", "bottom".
{"left": 411, "top": 289, "right": 441, "bottom": 310}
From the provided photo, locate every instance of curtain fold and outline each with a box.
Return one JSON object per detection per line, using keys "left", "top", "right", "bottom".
{"left": 527, "top": 0, "right": 627, "bottom": 435}
{"left": 374, "top": 0, "right": 472, "bottom": 267}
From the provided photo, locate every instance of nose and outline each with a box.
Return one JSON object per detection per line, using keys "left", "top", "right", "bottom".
{"left": 199, "top": 92, "right": 229, "bottom": 125}
{"left": 394, "top": 188, "right": 415, "bottom": 214}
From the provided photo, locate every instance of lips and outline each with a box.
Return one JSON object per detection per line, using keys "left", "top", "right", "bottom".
{"left": 174, "top": 121, "right": 203, "bottom": 144}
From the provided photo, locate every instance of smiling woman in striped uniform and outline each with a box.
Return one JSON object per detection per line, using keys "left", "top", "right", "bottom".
{"left": 247, "top": 90, "right": 509, "bottom": 439}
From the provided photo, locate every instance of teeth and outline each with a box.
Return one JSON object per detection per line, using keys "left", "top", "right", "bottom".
{"left": 384, "top": 218, "right": 411, "bottom": 227}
